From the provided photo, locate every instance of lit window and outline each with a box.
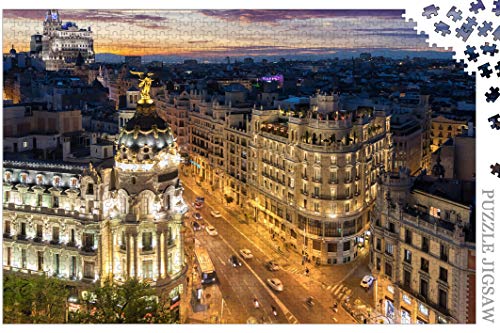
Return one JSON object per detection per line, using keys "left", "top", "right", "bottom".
{"left": 430, "top": 207, "right": 441, "bottom": 218}
{"left": 4, "top": 172, "right": 12, "bottom": 183}
{"left": 53, "top": 176, "right": 61, "bottom": 187}
{"left": 70, "top": 178, "right": 78, "bottom": 188}
{"left": 36, "top": 174, "right": 44, "bottom": 185}
{"left": 20, "top": 173, "right": 28, "bottom": 183}
{"left": 22, "top": 141, "right": 28, "bottom": 148}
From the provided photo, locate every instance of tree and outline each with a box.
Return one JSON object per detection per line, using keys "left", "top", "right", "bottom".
{"left": 3, "top": 273, "right": 69, "bottom": 323}
{"left": 71, "top": 279, "right": 178, "bottom": 324}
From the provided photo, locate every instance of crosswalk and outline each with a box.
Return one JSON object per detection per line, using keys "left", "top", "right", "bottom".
{"left": 328, "top": 283, "right": 353, "bottom": 302}
{"left": 284, "top": 311, "right": 298, "bottom": 324}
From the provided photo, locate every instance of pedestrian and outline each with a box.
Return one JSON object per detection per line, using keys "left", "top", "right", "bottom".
{"left": 305, "top": 267, "right": 310, "bottom": 276}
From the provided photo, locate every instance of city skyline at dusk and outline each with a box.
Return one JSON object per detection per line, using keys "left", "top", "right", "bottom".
{"left": 3, "top": 9, "right": 449, "bottom": 61}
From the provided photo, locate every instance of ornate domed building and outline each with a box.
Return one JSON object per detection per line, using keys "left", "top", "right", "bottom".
{"left": 2, "top": 72, "right": 187, "bottom": 316}
{"left": 100, "top": 72, "right": 188, "bottom": 295}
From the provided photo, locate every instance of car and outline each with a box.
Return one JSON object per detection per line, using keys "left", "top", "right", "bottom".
{"left": 239, "top": 248, "right": 254, "bottom": 259}
{"left": 193, "top": 212, "right": 203, "bottom": 220}
{"left": 266, "top": 261, "right": 280, "bottom": 271}
{"left": 210, "top": 210, "right": 222, "bottom": 218}
{"left": 195, "top": 197, "right": 205, "bottom": 203}
{"left": 205, "top": 225, "right": 218, "bottom": 236}
{"left": 192, "top": 221, "right": 201, "bottom": 231}
{"left": 360, "top": 275, "right": 374, "bottom": 289}
{"left": 266, "top": 278, "right": 284, "bottom": 292}
{"left": 194, "top": 202, "right": 204, "bottom": 209}
{"left": 229, "top": 255, "right": 242, "bottom": 267}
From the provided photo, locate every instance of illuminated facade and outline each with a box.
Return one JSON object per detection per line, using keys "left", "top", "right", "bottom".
{"left": 369, "top": 168, "right": 475, "bottom": 323}
{"left": 32, "top": 10, "right": 94, "bottom": 71}
{"left": 3, "top": 74, "right": 187, "bottom": 301}
{"left": 248, "top": 93, "right": 393, "bottom": 265}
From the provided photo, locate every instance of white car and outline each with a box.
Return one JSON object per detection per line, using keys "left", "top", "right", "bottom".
{"left": 239, "top": 248, "right": 254, "bottom": 259}
{"left": 266, "top": 261, "right": 280, "bottom": 271}
{"left": 360, "top": 275, "right": 374, "bottom": 289}
{"left": 266, "top": 278, "right": 284, "bottom": 292}
{"left": 193, "top": 212, "right": 203, "bottom": 220}
{"left": 205, "top": 225, "right": 218, "bottom": 236}
{"left": 211, "top": 210, "right": 222, "bottom": 218}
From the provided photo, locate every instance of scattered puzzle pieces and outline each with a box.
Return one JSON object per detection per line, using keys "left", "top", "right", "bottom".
{"left": 446, "top": 6, "right": 463, "bottom": 22}
{"left": 486, "top": 87, "right": 500, "bottom": 102}
{"left": 495, "top": 61, "right": 500, "bottom": 76}
{"left": 491, "top": 163, "right": 500, "bottom": 177}
{"left": 470, "top": 0, "right": 485, "bottom": 14}
{"left": 480, "top": 43, "right": 498, "bottom": 55}
{"left": 422, "top": 5, "right": 439, "bottom": 19}
{"left": 434, "top": 21, "right": 451, "bottom": 36}
{"left": 464, "top": 45, "right": 480, "bottom": 61}
{"left": 488, "top": 114, "right": 500, "bottom": 129}
{"left": 456, "top": 17, "right": 478, "bottom": 41}
{"left": 478, "top": 21, "right": 493, "bottom": 36}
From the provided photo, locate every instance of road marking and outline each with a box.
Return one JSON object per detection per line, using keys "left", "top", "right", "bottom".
{"left": 326, "top": 285, "right": 334, "bottom": 291}
{"left": 219, "top": 257, "right": 226, "bottom": 266}
{"left": 333, "top": 285, "right": 342, "bottom": 296}
{"left": 210, "top": 222, "right": 300, "bottom": 324}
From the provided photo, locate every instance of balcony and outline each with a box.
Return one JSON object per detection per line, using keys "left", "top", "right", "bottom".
{"left": 33, "top": 236, "right": 43, "bottom": 243}
{"left": 80, "top": 245, "right": 96, "bottom": 255}
{"left": 344, "top": 178, "right": 353, "bottom": 184}
{"left": 3, "top": 233, "right": 13, "bottom": 239}
{"left": 329, "top": 179, "right": 338, "bottom": 184}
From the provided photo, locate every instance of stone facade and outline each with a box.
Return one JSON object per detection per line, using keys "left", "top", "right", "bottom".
{"left": 34, "top": 10, "right": 95, "bottom": 71}
{"left": 248, "top": 93, "right": 393, "bottom": 265}
{"left": 369, "top": 168, "right": 475, "bottom": 324}
{"left": 3, "top": 94, "right": 187, "bottom": 304}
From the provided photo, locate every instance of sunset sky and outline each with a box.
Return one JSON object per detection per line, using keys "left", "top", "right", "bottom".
{"left": 3, "top": 10, "right": 441, "bottom": 60}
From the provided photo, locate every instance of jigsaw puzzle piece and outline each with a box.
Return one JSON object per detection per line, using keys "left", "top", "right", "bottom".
{"left": 434, "top": 21, "right": 451, "bottom": 36}
{"left": 422, "top": 5, "right": 439, "bottom": 19}
{"left": 470, "top": 0, "right": 485, "bottom": 14}
{"left": 446, "top": 6, "right": 463, "bottom": 22}
{"left": 486, "top": 87, "right": 500, "bottom": 103}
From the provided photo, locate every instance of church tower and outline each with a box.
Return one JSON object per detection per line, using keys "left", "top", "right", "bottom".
{"left": 43, "top": 9, "right": 62, "bottom": 35}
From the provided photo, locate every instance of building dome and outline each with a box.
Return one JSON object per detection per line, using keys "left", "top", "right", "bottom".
{"left": 115, "top": 102, "right": 176, "bottom": 165}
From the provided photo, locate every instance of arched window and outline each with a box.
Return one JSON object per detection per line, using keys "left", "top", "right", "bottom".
{"left": 36, "top": 174, "right": 44, "bottom": 185}
{"left": 4, "top": 171, "right": 12, "bottom": 183}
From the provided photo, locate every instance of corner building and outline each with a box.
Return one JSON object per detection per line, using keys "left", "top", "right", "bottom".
{"left": 248, "top": 93, "right": 393, "bottom": 265}
{"left": 3, "top": 88, "right": 187, "bottom": 304}
{"left": 369, "top": 168, "right": 475, "bottom": 323}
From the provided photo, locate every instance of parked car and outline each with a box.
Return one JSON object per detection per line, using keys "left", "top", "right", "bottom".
{"left": 205, "top": 225, "right": 218, "bottom": 236}
{"left": 193, "top": 212, "right": 203, "bottom": 220}
{"left": 360, "top": 275, "right": 374, "bottom": 289}
{"left": 229, "top": 255, "right": 242, "bottom": 267}
{"left": 210, "top": 210, "right": 222, "bottom": 218}
{"left": 239, "top": 248, "right": 254, "bottom": 259}
{"left": 192, "top": 221, "right": 201, "bottom": 231}
{"left": 266, "top": 278, "right": 284, "bottom": 292}
{"left": 266, "top": 261, "right": 280, "bottom": 271}
{"left": 194, "top": 202, "right": 204, "bottom": 209}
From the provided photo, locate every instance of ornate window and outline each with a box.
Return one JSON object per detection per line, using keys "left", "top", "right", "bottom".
{"left": 36, "top": 174, "right": 44, "bottom": 185}
{"left": 4, "top": 171, "right": 12, "bottom": 183}
{"left": 20, "top": 172, "right": 28, "bottom": 183}
{"left": 70, "top": 177, "right": 78, "bottom": 188}
{"left": 53, "top": 175, "right": 61, "bottom": 187}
